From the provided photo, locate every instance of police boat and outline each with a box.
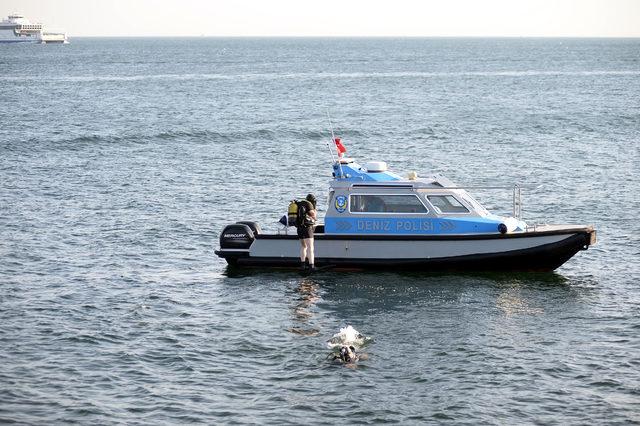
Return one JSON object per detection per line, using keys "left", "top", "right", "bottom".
{"left": 215, "top": 153, "right": 596, "bottom": 272}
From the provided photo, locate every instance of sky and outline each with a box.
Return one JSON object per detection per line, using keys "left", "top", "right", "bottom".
{"left": 2, "top": 0, "right": 639, "bottom": 37}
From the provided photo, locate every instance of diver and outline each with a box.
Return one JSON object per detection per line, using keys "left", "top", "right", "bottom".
{"left": 296, "top": 193, "right": 317, "bottom": 271}
{"left": 330, "top": 344, "right": 368, "bottom": 366}
{"left": 327, "top": 326, "right": 369, "bottom": 366}
{"left": 332, "top": 345, "right": 358, "bottom": 363}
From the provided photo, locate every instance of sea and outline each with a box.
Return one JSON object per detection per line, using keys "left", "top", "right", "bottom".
{"left": 1, "top": 38, "right": 639, "bottom": 424}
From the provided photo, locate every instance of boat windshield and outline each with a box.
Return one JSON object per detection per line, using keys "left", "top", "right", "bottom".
{"left": 350, "top": 194, "right": 428, "bottom": 214}
{"left": 426, "top": 195, "right": 470, "bottom": 213}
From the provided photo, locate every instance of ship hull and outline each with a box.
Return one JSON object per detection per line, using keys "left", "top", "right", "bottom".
{"left": 215, "top": 226, "right": 596, "bottom": 272}
{"left": 0, "top": 39, "right": 41, "bottom": 43}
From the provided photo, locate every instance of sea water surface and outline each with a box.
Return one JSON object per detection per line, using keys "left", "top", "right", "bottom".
{"left": 1, "top": 38, "right": 639, "bottom": 424}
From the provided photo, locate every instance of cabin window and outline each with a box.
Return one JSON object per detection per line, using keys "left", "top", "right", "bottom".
{"left": 426, "top": 195, "right": 470, "bottom": 213}
{"left": 350, "top": 194, "right": 428, "bottom": 214}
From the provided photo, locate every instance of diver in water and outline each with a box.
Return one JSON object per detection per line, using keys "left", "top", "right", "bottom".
{"left": 297, "top": 193, "right": 317, "bottom": 270}
{"left": 327, "top": 326, "right": 369, "bottom": 366}
{"left": 333, "top": 345, "right": 358, "bottom": 363}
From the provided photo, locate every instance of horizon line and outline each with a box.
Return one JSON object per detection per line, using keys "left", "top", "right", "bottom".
{"left": 65, "top": 35, "right": 640, "bottom": 39}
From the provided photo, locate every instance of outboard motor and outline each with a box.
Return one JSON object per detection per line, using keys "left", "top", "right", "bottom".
{"left": 236, "top": 221, "right": 261, "bottom": 236}
{"left": 219, "top": 223, "right": 255, "bottom": 250}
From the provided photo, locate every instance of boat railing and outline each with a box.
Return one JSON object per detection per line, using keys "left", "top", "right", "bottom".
{"left": 427, "top": 185, "right": 523, "bottom": 220}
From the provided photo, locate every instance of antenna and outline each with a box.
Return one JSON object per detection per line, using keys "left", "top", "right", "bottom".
{"left": 324, "top": 127, "right": 337, "bottom": 164}
{"left": 326, "top": 110, "right": 344, "bottom": 178}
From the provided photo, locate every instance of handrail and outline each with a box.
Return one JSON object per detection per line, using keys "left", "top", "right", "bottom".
{"left": 514, "top": 184, "right": 522, "bottom": 221}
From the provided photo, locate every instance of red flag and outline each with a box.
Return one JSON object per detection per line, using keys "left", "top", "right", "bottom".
{"left": 334, "top": 137, "right": 346, "bottom": 157}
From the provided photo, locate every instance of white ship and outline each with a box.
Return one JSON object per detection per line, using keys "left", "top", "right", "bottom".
{"left": 0, "top": 14, "right": 68, "bottom": 44}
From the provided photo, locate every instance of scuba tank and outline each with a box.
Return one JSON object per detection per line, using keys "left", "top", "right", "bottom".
{"left": 296, "top": 200, "right": 316, "bottom": 227}
{"left": 287, "top": 200, "right": 298, "bottom": 226}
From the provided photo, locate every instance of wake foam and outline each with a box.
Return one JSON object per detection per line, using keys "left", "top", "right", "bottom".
{"left": 327, "top": 325, "right": 370, "bottom": 349}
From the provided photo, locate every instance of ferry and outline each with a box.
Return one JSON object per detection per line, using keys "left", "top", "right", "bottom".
{"left": 215, "top": 140, "right": 596, "bottom": 272}
{"left": 0, "top": 14, "right": 68, "bottom": 44}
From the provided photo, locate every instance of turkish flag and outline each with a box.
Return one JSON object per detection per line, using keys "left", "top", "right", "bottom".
{"left": 334, "top": 138, "right": 346, "bottom": 156}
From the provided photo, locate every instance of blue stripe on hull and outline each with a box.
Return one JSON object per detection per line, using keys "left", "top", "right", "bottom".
{"left": 324, "top": 216, "right": 503, "bottom": 235}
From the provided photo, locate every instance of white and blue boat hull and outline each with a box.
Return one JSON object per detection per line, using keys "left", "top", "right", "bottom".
{"left": 215, "top": 225, "right": 596, "bottom": 272}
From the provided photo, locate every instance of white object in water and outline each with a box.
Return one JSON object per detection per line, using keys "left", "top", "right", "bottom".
{"left": 327, "top": 325, "right": 366, "bottom": 348}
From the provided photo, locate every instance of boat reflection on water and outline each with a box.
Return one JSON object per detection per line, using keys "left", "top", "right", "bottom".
{"left": 310, "top": 270, "right": 587, "bottom": 317}
{"left": 288, "top": 278, "right": 321, "bottom": 337}
{"left": 222, "top": 268, "right": 593, "bottom": 334}
{"left": 495, "top": 284, "right": 546, "bottom": 316}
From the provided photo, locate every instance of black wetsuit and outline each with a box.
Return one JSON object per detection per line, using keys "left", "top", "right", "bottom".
{"left": 296, "top": 200, "right": 315, "bottom": 239}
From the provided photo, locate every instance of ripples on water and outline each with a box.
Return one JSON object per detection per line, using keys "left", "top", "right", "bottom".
{"left": 1, "top": 38, "right": 639, "bottom": 424}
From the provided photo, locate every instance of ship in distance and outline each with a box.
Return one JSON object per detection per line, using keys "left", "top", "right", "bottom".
{"left": 0, "top": 14, "right": 68, "bottom": 44}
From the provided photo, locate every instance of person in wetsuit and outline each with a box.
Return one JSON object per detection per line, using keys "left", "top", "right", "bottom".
{"left": 297, "top": 193, "right": 317, "bottom": 270}
{"left": 333, "top": 345, "right": 357, "bottom": 363}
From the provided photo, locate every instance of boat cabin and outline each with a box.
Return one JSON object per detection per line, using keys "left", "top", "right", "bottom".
{"left": 323, "top": 158, "right": 525, "bottom": 235}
